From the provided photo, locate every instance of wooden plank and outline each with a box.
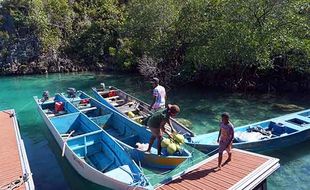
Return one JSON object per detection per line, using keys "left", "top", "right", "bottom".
{"left": 105, "top": 96, "right": 119, "bottom": 100}
{"left": 177, "top": 180, "right": 204, "bottom": 190}
{"left": 181, "top": 179, "right": 217, "bottom": 190}
{"left": 0, "top": 110, "right": 25, "bottom": 190}
{"left": 80, "top": 106, "right": 97, "bottom": 112}
{"left": 158, "top": 149, "right": 277, "bottom": 190}
{"left": 166, "top": 183, "right": 189, "bottom": 190}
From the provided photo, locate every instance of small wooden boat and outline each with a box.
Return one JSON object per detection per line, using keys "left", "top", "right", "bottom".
{"left": 187, "top": 109, "right": 310, "bottom": 153}
{"left": 61, "top": 91, "right": 192, "bottom": 170}
{"left": 34, "top": 94, "right": 152, "bottom": 190}
{"left": 91, "top": 84, "right": 195, "bottom": 138}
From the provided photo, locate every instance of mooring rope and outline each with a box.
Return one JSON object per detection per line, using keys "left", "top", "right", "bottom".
{"left": 0, "top": 173, "right": 31, "bottom": 190}
{"left": 1, "top": 111, "right": 14, "bottom": 118}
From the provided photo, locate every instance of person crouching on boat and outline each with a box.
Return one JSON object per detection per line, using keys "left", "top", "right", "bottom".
{"left": 217, "top": 112, "right": 234, "bottom": 170}
{"left": 146, "top": 104, "right": 180, "bottom": 155}
{"left": 149, "top": 77, "right": 166, "bottom": 111}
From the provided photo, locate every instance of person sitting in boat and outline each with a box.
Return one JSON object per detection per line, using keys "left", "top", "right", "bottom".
{"left": 217, "top": 112, "right": 234, "bottom": 170}
{"left": 146, "top": 104, "right": 180, "bottom": 155}
{"left": 149, "top": 77, "right": 166, "bottom": 111}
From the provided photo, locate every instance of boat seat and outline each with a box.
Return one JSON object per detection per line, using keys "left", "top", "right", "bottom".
{"left": 115, "top": 99, "right": 125, "bottom": 103}
{"left": 78, "top": 103, "right": 91, "bottom": 110}
{"left": 81, "top": 107, "right": 97, "bottom": 112}
{"left": 111, "top": 102, "right": 124, "bottom": 107}
{"left": 131, "top": 115, "right": 144, "bottom": 120}
{"left": 113, "top": 99, "right": 126, "bottom": 106}
{"left": 105, "top": 96, "right": 120, "bottom": 101}
{"left": 118, "top": 106, "right": 137, "bottom": 114}
{"left": 98, "top": 91, "right": 107, "bottom": 95}
{"left": 61, "top": 133, "right": 70, "bottom": 139}
{"left": 47, "top": 111, "right": 67, "bottom": 118}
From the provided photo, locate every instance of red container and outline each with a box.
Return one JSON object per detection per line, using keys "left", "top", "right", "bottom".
{"left": 108, "top": 90, "right": 117, "bottom": 97}
{"left": 55, "top": 102, "right": 64, "bottom": 113}
{"left": 80, "top": 98, "right": 89, "bottom": 104}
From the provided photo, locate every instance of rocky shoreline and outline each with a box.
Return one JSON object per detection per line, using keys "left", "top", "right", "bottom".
{"left": 0, "top": 57, "right": 90, "bottom": 75}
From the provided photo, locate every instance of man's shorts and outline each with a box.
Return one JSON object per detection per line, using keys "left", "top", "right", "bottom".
{"left": 150, "top": 127, "right": 163, "bottom": 138}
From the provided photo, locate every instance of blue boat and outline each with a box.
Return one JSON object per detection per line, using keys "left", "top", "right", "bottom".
{"left": 91, "top": 84, "right": 310, "bottom": 153}
{"left": 34, "top": 94, "right": 152, "bottom": 190}
{"left": 187, "top": 109, "right": 310, "bottom": 153}
{"left": 91, "top": 84, "right": 195, "bottom": 138}
{"left": 61, "top": 90, "right": 192, "bottom": 170}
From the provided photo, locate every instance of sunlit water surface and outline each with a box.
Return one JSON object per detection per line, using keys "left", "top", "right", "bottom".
{"left": 1, "top": 72, "right": 310, "bottom": 190}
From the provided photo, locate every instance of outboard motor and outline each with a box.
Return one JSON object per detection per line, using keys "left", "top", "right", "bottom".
{"left": 100, "top": 83, "right": 105, "bottom": 91}
{"left": 67, "top": 88, "right": 76, "bottom": 98}
{"left": 41, "top": 91, "right": 49, "bottom": 102}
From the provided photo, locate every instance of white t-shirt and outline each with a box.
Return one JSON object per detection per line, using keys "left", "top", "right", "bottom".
{"left": 152, "top": 85, "right": 166, "bottom": 109}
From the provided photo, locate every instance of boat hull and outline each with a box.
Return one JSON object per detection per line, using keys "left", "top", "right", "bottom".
{"left": 34, "top": 98, "right": 150, "bottom": 190}
{"left": 188, "top": 129, "right": 310, "bottom": 153}
{"left": 62, "top": 91, "right": 192, "bottom": 170}
{"left": 187, "top": 109, "right": 310, "bottom": 153}
{"left": 91, "top": 86, "right": 195, "bottom": 138}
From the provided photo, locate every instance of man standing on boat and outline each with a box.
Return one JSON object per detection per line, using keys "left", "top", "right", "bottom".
{"left": 146, "top": 104, "right": 180, "bottom": 155}
{"left": 149, "top": 77, "right": 166, "bottom": 111}
{"left": 217, "top": 112, "right": 234, "bottom": 170}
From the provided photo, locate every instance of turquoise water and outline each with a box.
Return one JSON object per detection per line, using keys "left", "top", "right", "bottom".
{"left": 1, "top": 72, "right": 310, "bottom": 190}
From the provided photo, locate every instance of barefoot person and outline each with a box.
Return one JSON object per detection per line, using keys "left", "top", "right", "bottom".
{"left": 146, "top": 104, "right": 180, "bottom": 155}
{"left": 149, "top": 77, "right": 166, "bottom": 111}
{"left": 217, "top": 112, "right": 234, "bottom": 169}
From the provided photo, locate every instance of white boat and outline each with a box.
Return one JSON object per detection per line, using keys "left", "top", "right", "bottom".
{"left": 34, "top": 95, "right": 152, "bottom": 190}
{"left": 92, "top": 84, "right": 195, "bottom": 138}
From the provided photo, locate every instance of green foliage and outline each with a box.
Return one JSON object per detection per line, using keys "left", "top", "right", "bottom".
{"left": 124, "top": 0, "right": 309, "bottom": 89}
{"left": 67, "top": 0, "right": 124, "bottom": 64}
{"left": 0, "top": 0, "right": 309, "bottom": 90}
{"left": 124, "top": 0, "right": 182, "bottom": 57}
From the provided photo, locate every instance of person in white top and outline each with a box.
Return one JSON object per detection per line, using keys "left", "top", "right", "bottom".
{"left": 149, "top": 77, "right": 166, "bottom": 111}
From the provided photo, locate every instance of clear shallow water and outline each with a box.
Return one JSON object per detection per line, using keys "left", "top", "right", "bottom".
{"left": 1, "top": 72, "right": 310, "bottom": 190}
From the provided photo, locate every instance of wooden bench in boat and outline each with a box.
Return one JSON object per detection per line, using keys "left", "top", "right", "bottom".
{"left": 46, "top": 110, "right": 67, "bottom": 118}
{"left": 80, "top": 106, "right": 97, "bottom": 112}
{"left": 131, "top": 115, "right": 144, "bottom": 120}
{"left": 105, "top": 96, "right": 120, "bottom": 101}
{"left": 61, "top": 131, "right": 85, "bottom": 139}
{"left": 98, "top": 91, "right": 106, "bottom": 95}
{"left": 111, "top": 100, "right": 126, "bottom": 107}
{"left": 118, "top": 106, "right": 137, "bottom": 114}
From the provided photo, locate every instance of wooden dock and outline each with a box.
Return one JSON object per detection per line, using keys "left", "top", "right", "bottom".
{"left": 157, "top": 149, "right": 279, "bottom": 190}
{"left": 0, "top": 110, "right": 34, "bottom": 190}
